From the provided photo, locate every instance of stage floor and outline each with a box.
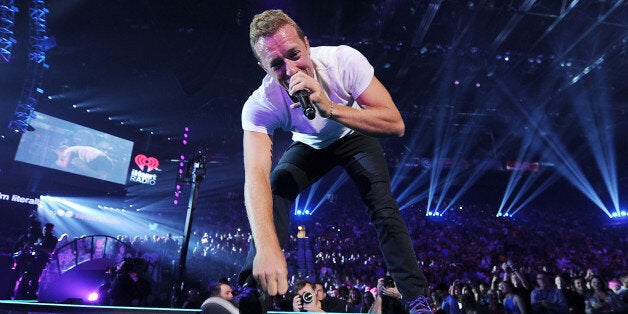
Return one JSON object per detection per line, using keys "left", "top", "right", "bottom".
{"left": 0, "top": 300, "right": 201, "bottom": 313}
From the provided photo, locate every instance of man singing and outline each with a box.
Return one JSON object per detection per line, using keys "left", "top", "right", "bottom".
{"left": 239, "top": 9, "right": 431, "bottom": 313}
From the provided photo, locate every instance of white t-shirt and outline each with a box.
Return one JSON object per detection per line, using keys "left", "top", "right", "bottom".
{"left": 241, "top": 45, "right": 374, "bottom": 149}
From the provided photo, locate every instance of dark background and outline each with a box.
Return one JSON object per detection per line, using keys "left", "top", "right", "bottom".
{"left": 0, "top": 0, "right": 626, "bottom": 229}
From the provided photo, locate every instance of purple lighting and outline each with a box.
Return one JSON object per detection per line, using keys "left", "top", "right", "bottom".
{"left": 454, "top": 80, "right": 460, "bottom": 85}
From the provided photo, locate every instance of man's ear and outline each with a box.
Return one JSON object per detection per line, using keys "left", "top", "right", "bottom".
{"left": 304, "top": 36, "right": 310, "bottom": 51}
{"left": 257, "top": 61, "right": 269, "bottom": 74}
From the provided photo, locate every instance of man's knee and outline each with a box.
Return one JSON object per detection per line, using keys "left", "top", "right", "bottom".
{"left": 270, "top": 164, "right": 306, "bottom": 199}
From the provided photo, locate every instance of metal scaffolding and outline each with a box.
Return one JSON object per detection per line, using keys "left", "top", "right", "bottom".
{"left": 0, "top": 0, "right": 17, "bottom": 63}
{"left": 8, "top": 0, "right": 48, "bottom": 133}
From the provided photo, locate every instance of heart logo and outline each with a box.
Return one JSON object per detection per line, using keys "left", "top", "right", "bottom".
{"left": 134, "top": 154, "right": 160, "bottom": 172}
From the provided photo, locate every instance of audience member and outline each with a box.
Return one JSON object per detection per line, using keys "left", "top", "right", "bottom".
{"left": 292, "top": 279, "right": 325, "bottom": 312}
{"left": 315, "top": 282, "right": 346, "bottom": 312}
{"left": 201, "top": 280, "right": 239, "bottom": 313}
{"left": 556, "top": 275, "right": 585, "bottom": 314}
{"left": 436, "top": 280, "right": 462, "bottom": 314}
{"left": 617, "top": 273, "right": 628, "bottom": 305}
{"left": 346, "top": 287, "right": 365, "bottom": 313}
{"left": 530, "top": 271, "right": 568, "bottom": 313}
{"left": 12, "top": 221, "right": 58, "bottom": 300}
{"left": 584, "top": 276, "right": 626, "bottom": 313}
{"left": 500, "top": 281, "right": 527, "bottom": 314}
{"left": 109, "top": 257, "right": 152, "bottom": 306}
{"left": 209, "top": 281, "right": 234, "bottom": 301}
{"left": 369, "top": 276, "right": 406, "bottom": 314}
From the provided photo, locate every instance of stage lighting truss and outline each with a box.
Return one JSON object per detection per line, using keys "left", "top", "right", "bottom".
{"left": 7, "top": 102, "right": 35, "bottom": 133}
{"left": 8, "top": 0, "right": 48, "bottom": 133}
{"left": 0, "top": 0, "right": 17, "bottom": 63}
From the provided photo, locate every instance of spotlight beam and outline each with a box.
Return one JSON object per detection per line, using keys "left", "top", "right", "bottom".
{"left": 573, "top": 82, "right": 620, "bottom": 212}
{"left": 493, "top": 77, "right": 615, "bottom": 218}
{"left": 509, "top": 172, "right": 562, "bottom": 216}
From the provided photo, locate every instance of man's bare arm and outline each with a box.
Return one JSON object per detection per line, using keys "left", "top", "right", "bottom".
{"left": 289, "top": 73, "right": 405, "bottom": 137}
{"left": 243, "top": 130, "right": 289, "bottom": 296}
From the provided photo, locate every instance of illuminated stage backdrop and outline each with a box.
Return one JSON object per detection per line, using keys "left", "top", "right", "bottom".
{"left": 36, "top": 195, "right": 182, "bottom": 240}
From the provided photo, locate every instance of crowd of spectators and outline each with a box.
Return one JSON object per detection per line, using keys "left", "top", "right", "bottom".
{"left": 169, "top": 195, "right": 627, "bottom": 312}
{"left": 1, "top": 194, "right": 626, "bottom": 312}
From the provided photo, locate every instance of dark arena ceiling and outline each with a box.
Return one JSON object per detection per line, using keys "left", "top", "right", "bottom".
{"left": 0, "top": 0, "right": 626, "bottom": 218}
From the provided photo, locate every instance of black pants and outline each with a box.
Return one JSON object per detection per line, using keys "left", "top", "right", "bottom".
{"left": 239, "top": 132, "right": 427, "bottom": 301}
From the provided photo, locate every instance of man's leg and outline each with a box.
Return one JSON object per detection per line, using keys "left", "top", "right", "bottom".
{"left": 334, "top": 134, "right": 428, "bottom": 301}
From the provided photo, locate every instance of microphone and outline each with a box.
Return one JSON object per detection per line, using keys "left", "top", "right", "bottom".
{"left": 295, "top": 90, "right": 316, "bottom": 120}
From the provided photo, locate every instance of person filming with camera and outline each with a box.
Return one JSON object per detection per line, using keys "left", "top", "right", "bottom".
{"left": 293, "top": 279, "right": 326, "bottom": 312}
{"left": 369, "top": 275, "right": 407, "bottom": 314}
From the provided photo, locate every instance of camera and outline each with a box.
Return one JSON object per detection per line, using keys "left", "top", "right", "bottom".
{"left": 300, "top": 291, "right": 314, "bottom": 304}
{"left": 384, "top": 276, "right": 395, "bottom": 288}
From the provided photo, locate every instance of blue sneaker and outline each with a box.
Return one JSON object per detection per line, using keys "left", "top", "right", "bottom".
{"left": 407, "top": 295, "right": 432, "bottom": 314}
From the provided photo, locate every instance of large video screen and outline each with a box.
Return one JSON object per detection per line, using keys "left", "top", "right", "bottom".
{"left": 14, "top": 112, "right": 134, "bottom": 185}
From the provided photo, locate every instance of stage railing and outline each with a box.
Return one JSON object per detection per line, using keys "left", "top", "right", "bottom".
{"left": 47, "top": 235, "right": 137, "bottom": 276}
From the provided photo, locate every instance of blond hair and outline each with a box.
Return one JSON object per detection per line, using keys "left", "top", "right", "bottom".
{"left": 249, "top": 9, "right": 306, "bottom": 60}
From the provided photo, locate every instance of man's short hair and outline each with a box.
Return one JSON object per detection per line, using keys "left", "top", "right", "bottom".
{"left": 572, "top": 276, "right": 584, "bottom": 282}
{"left": 249, "top": 9, "right": 306, "bottom": 60}
{"left": 209, "top": 283, "right": 226, "bottom": 297}
{"left": 294, "top": 279, "right": 314, "bottom": 292}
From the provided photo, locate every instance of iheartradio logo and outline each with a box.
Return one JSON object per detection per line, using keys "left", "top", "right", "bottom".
{"left": 134, "top": 154, "right": 160, "bottom": 172}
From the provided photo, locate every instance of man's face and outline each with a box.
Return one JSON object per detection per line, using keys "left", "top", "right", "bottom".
{"left": 315, "top": 283, "right": 326, "bottom": 300}
{"left": 573, "top": 278, "right": 584, "bottom": 290}
{"left": 536, "top": 274, "right": 549, "bottom": 289}
{"left": 254, "top": 24, "right": 314, "bottom": 91}
{"left": 44, "top": 226, "right": 54, "bottom": 235}
{"left": 219, "top": 284, "right": 233, "bottom": 301}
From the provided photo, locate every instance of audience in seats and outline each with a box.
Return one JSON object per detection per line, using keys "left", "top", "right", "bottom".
{"left": 2, "top": 200, "right": 627, "bottom": 312}
{"left": 530, "top": 271, "right": 569, "bottom": 313}
{"left": 584, "top": 275, "right": 626, "bottom": 313}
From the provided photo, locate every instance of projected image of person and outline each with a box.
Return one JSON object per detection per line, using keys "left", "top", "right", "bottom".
{"left": 52, "top": 129, "right": 113, "bottom": 180}
{"left": 55, "top": 144, "right": 113, "bottom": 180}
{"left": 239, "top": 9, "right": 430, "bottom": 314}
{"left": 15, "top": 113, "right": 133, "bottom": 184}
